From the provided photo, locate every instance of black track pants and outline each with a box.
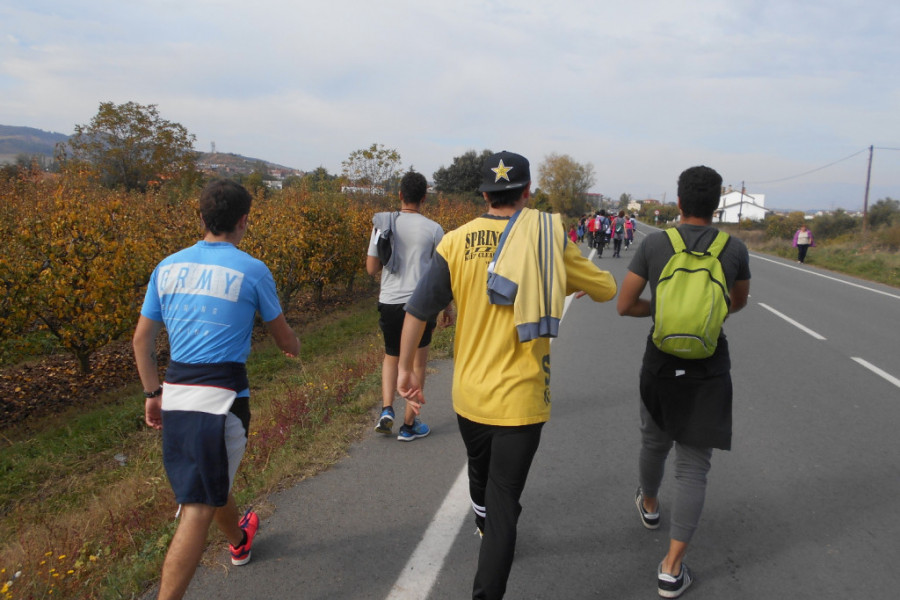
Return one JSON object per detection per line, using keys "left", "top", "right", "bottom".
{"left": 457, "top": 415, "right": 544, "bottom": 600}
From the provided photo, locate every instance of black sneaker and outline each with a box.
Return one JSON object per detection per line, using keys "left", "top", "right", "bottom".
{"left": 635, "top": 488, "right": 660, "bottom": 529}
{"left": 658, "top": 562, "right": 692, "bottom": 598}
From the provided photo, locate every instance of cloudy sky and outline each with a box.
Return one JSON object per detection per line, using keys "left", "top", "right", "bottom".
{"left": 2, "top": 0, "right": 898, "bottom": 210}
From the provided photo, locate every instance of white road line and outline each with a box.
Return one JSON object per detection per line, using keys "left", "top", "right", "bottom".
{"left": 387, "top": 466, "right": 471, "bottom": 599}
{"left": 387, "top": 282, "right": 583, "bottom": 598}
{"left": 751, "top": 253, "right": 900, "bottom": 300}
{"left": 758, "top": 303, "right": 827, "bottom": 340}
{"left": 851, "top": 357, "right": 900, "bottom": 390}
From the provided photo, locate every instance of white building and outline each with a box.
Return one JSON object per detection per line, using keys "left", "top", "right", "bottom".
{"left": 715, "top": 189, "right": 769, "bottom": 223}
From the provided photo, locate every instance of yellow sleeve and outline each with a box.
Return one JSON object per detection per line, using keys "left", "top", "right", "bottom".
{"left": 564, "top": 242, "right": 617, "bottom": 302}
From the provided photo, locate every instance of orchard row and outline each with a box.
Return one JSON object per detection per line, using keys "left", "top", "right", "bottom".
{"left": 0, "top": 171, "right": 482, "bottom": 373}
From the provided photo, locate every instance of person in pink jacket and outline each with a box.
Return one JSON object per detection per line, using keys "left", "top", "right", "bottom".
{"left": 792, "top": 224, "right": 815, "bottom": 263}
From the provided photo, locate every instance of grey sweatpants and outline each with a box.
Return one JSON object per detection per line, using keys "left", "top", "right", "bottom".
{"left": 638, "top": 402, "right": 713, "bottom": 543}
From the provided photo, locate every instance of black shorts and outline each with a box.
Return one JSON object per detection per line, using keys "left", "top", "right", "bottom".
{"left": 639, "top": 369, "right": 732, "bottom": 450}
{"left": 378, "top": 303, "right": 436, "bottom": 357}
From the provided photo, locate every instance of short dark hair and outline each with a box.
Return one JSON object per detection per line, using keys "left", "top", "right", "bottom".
{"left": 677, "top": 166, "right": 722, "bottom": 219}
{"left": 485, "top": 186, "right": 526, "bottom": 208}
{"left": 400, "top": 171, "right": 428, "bottom": 204}
{"left": 199, "top": 179, "right": 252, "bottom": 235}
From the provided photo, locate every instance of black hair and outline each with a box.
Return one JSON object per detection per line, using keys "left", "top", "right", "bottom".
{"left": 400, "top": 171, "right": 428, "bottom": 204}
{"left": 199, "top": 179, "right": 252, "bottom": 235}
{"left": 485, "top": 186, "right": 527, "bottom": 208}
{"left": 677, "top": 166, "right": 722, "bottom": 219}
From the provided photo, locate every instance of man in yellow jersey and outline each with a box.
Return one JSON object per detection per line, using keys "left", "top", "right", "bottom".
{"left": 397, "top": 151, "right": 617, "bottom": 599}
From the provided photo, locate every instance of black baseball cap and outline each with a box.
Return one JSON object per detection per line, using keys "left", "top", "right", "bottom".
{"left": 478, "top": 151, "right": 530, "bottom": 192}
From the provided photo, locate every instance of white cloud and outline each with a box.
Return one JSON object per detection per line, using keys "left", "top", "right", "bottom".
{"left": 1, "top": 0, "right": 898, "bottom": 209}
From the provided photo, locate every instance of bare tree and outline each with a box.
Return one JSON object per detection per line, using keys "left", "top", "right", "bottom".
{"left": 341, "top": 143, "right": 402, "bottom": 193}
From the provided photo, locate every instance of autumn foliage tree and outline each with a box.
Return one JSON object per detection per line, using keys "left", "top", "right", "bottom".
{"left": 2, "top": 173, "right": 175, "bottom": 372}
{"left": 61, "top": 101, "right": 198, "bottom": 192}
{"left": 242, "top": 189, "right": 372, "bottom": 307}
{"left": 0, "top": 171, "right": 47, "bottom": 348}
{"left": 537, "top": 153, "right": 595, "bottom": 217}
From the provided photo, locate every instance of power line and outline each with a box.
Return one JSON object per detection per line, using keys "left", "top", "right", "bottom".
{"left": 745, "top": 148, "right": 869, "bottom": 185}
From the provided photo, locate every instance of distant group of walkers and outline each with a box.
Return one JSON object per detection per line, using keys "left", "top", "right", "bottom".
{"left": 134, "top": 154, "right": 751, "bottom": 600}
{"left": 572, "top": 210, "right": 637, "bottom": 258}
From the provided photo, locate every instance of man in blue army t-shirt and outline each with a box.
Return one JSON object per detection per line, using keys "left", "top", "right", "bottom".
{"left": 133, "top": 179, "right": 300, "bottom": 600}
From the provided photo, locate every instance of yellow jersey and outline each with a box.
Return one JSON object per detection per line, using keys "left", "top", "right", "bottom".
{"left": 406, "top": 214, "right": 617, "bottom": 427}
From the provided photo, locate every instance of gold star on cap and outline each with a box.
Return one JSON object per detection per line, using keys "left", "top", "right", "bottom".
{"left": 491, "top": 159, "right": 513, "bottom": 183}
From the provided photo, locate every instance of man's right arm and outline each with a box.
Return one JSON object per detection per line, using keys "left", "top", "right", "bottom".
{"left": 397, "top": 312, "right": 427, "bottom": 412}
{"left": 133, "top": 315, "right": 164, "bottom": 430}
{"left": 366, "top": 255, "right": 382, "bottom": 276}
{"left": 617, "top": 271, "right": 651, "bottom": 317}
{"left": 366, "top": 226, "right": 382, "bottom": 276}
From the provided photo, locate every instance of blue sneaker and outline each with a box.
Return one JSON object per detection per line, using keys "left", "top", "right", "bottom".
{"left": 397, "top": 418, "right": 430, "bottom": 442}
{"left": 375, "top": 406, "right": 395, "bottom": 434}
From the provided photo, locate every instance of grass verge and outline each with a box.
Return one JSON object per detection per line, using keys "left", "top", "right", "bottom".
{"left": 0, "top": 295, "right": 401, "bottom": 599}
{"left": 718, "top": 226, "right": 900, "bottom": 289}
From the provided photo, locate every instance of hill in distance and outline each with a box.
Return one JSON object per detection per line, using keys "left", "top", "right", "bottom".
{"left": 196, "top": 152, "right": 302, "bottom": 177}
{"left": 0, "top": 125, "right": 69, "bottom": 163}
{"left": 0, "top": 124, "right": 299, "bottom": 176}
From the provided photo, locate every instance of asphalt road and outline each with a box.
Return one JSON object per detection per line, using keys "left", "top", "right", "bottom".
{"left": 151, "top": 226, "right": 900, "bottom": 599}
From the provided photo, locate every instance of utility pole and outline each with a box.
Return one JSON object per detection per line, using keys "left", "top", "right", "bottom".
{"left": 738, "top": 181, "right": 745, "bottom": 229}
{"left": 863, "top": 145, "right": 873, "bottom": 235}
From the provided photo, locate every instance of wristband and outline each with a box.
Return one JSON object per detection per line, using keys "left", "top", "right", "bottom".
{"left": 144, "top": 386, "right": 163, "bottom": 399}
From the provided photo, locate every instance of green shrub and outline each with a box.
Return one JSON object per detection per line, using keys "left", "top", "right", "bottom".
{"left": 873, "top": 223, "right": 900, "bottom": 251}
{"left": 810, "top": 209, "right": 858, "bottom": 241}
{"left": 765, "top": 212, "right": 806, "bottom": 240}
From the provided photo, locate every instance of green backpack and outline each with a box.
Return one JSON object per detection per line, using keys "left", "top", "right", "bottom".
{"left": 652, "top": 228, "right": 731, "bottom": 359}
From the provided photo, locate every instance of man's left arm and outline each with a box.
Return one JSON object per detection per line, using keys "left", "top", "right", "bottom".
{"left": 727, "top": 241, "right": 751, "bottom": 315}
{"left": 729, "top": 280, "right": 750, "bottom": 314}
{"left": 563, "top": 242, "right": 617, "bottom": 302}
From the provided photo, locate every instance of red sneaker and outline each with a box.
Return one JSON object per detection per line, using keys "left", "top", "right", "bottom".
{"left": 229, "top": 510, "right": 259, "bottom": 566}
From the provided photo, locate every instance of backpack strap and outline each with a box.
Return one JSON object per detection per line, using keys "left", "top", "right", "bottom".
{"left": 706, "top": 231, "right": 730, "bottom": 258}
{"left": 664, "top": 227, "right": 686, "bottom": 253}
{"left": 666, "top": 227, "right": 730, "bottom": 257}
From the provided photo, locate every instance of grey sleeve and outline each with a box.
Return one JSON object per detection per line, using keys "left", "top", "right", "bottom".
{"left": 405, "top": 252, "right": 453, "bottom": 322}
{"left": 721, "top": 238, "right": 751, "bottom": 288}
